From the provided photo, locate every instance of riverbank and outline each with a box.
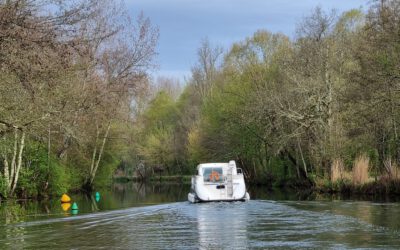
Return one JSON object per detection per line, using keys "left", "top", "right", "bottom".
{"left": 113, "top": 175, "right": 192, "bottom": 183}
{"left": 258, "top": 176, "right": 400, "bottom": 197}
{"left": 3, "top": 173, "right": 399, "bottom": 203}
{"left": 113, "top": 173, "right": 400, "bottom": 198}
{"left": 315, "top": 179, "right": 400, "bottom": 196}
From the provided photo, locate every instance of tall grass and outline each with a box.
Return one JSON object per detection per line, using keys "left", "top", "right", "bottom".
{"left": 383, "top": 158, "right": 400, "bottom": 181}
{"left": 331, "top": 158, "right": 344, "bottom": 183}
{"left": 352, "top": 154, "right": 370, "bottom": 185}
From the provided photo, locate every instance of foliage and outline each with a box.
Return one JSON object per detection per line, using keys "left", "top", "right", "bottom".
{"left": 0, "top": 174, "right": 6, "bottom": 198}
{"left": 131, "top": 2, "right": 400, "bottom": 189}
{"left": 15, "top": 142, "right": 70, "bottom": 197}
{"left": 93, "top": 151, "right": 120, "bottom": 187}
{"left": 0, "top": 0, "right": 158, "bottom": 196}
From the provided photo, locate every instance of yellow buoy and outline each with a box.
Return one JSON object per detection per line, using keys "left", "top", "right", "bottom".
{"left": 61, "top": 202, "right": 71, "bottom": 212}
{"left": 61, "top": 194, "right": 71, "bottom": 203}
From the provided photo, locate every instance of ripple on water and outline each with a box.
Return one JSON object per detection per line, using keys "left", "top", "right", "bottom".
{"left": 1, "top": 200, "right": 400, "bottom": 249}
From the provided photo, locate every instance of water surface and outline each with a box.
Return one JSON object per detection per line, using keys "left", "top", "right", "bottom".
{"left": 1, "top": 183, "right": 400, "bottom": 249}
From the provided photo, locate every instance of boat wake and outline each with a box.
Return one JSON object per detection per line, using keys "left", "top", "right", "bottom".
{"left": 1, "top": 200, "right": 400, "bottom": 249}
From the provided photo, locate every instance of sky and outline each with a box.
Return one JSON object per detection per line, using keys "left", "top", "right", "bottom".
{"left": 126, "top": 0, "right": 368, "bottom": 82}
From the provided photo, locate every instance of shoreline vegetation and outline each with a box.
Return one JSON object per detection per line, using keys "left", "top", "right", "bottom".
{"left": 3, "top": 1, "right": 400, "bottom": 201}
{"left": 113, "top": 169, "right": 400, "bottom": 197}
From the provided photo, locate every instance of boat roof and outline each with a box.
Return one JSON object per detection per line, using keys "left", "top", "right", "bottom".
{"left": 197, "top": 163, "right": 229, "bottom": 170}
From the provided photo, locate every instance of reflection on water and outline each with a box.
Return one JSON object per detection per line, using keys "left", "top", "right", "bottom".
{"left": 0, "top": 182, "right": 189, "bottom": 225}
{"left": 0, "top": 183, "right": 400, "bottom": 249}
{"left": 196, "top": 202, "right": 248, "bottom": 249}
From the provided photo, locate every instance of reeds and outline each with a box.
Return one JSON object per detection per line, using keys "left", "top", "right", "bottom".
{"left": 352, "top": 154, "right": 370, "bottom": 185}
{"left": 383, "top": 158, "right": 400, "bottom": 181}
{"left": 318, "top": 155, "right": 400, "bottom": 194}
{"left": 331, "top": 158, "right": 344, "bottom": 183}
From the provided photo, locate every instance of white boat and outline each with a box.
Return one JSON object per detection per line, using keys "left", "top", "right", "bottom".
{"left": 188, "top": 160, "right": 250, "bottom": 203}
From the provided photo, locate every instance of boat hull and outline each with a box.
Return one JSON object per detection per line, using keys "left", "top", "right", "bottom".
{"left": 188, "top": 192, "right": 250, "bottom": 203}
{"left": 188, "top": 192, "right": 197, "bottom": 203}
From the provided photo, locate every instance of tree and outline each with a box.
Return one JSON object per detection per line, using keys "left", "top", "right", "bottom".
{"left": 348, "top": 0, "right": 400, "bottom": 168}
{"left": 0, "top": 0, "right": 158, "bottom": 195}
{"left": 0, "top": 0, "right": 94, "bottom": 195}
{"left": 79, "top": 11, "right": 159, "bottom": 188}
{"left": 191, "top": 38, "right": 223, "bottom": 99}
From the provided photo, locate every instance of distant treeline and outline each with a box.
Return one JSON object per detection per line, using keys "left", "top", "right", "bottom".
{"left": 0, "top": 0, "right": 158, "bottom": 198}
{"left": 132, "top": 0, "right": 400, "bottom": 192}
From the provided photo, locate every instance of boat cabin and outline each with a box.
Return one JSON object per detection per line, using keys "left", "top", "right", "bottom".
{"left": 188, "top": 160, "right": 249, "bottom": 202}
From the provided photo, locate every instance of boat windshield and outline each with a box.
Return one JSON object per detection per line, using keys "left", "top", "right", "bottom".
{"left": 203, "top": 167, "right": 223, "bottom": 182}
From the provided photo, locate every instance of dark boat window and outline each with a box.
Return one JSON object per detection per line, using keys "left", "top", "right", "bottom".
{"left": 203, "top": 167, "right": 223, "bottom": 182}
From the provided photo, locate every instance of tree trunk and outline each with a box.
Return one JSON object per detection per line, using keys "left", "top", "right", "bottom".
{"left": 10, "top": 130, "right": 26, "bottom": 196}
{"left": 252, "top": 158, "right": 257, "bottom": 178}
{"left": 47, "top": 125, "right": 51, "bottom": 172}
{"left": 57, "top": 112, "right": 79, "bottom": 159}
{"left": 57, "top": 136, "right": 71, "bottom": 159}
{"left": 89, "top": 123, "right": 111, "bottom": 185}
{"left": 295, "top": 147, "right": 301, "bottom": 179}
{"left": 298, "top": 138, "right": 308, "bottom": 178}
{"left": 89, "top": 125, "right": 100, "bottom": 182}
{"left": 10, "top": 128, "right": 18, "bottom": 188}
{"left": 3, "top": 157, "right": 10, "bottom": 192}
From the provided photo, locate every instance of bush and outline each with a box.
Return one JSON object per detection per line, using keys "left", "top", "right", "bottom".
{"left": 18, "top": 167, "right": 40, "bottom": 197}
{"left": 93, "top": 151, "right": 120, "bottom": 187}
{"left": 16, "top": 143, "right": 71, "bottom": 197}
{"left": 46, "top": 160, "right": 70, "bottom": 195}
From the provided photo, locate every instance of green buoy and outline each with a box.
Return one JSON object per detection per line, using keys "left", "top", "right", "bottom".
{"left": 71, "top": 202, "right": 78, "bottom": 210}
{"left": 95, "top": 192, "right": 100, "bottom": 202}
{"left": 71, "top": 209, "right": 78, "bottom": 215}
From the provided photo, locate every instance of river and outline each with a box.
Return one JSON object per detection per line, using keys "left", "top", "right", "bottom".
{"left": 1, "top": 182, "right": 400, "bottom": 249}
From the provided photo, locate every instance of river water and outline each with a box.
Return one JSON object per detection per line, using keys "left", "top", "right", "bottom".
{"left": 1, "top": 183, "right": 400, "bottom": 249}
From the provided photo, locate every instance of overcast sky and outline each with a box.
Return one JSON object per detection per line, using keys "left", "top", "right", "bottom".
{"left": 126, "top": 0, "right": 368, "bottom": 82}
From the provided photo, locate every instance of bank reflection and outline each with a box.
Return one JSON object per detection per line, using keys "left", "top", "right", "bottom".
{"left": 196, "top": 203, "right": 248, "bottom": 249}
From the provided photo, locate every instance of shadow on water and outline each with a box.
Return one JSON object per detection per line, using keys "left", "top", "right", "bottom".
{"left": 1, "top": 182, "right": 400, "bottom": 249}
{"left": 249, "top": 184, "right": 400, "bottom": 202}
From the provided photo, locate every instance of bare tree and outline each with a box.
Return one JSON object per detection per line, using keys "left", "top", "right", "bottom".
{"left": 191, "top": 38, "right": 223, "bottom": 99}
